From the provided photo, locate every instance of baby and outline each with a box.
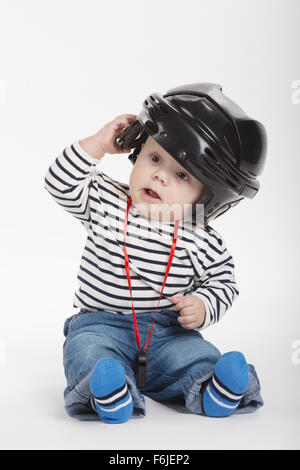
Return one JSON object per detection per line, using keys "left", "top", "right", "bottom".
{"left": 44, "top": 82, "right": 266, "bottom": 423}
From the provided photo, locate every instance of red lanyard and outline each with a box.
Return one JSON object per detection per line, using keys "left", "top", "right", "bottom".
{"left": 124, "top": 196, "right": 179, "bottom": 351}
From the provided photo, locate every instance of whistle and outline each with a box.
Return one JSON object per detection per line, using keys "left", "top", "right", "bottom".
{"left": 137, "top": 350, "right": 147, "bottom": 388}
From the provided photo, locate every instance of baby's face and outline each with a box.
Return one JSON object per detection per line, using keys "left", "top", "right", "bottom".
{"left": 129, "top": 136, "right": 205, "bottom": 223}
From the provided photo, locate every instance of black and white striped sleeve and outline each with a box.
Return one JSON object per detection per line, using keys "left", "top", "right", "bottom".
{"left": 192, "top": 232, "right": 239, "bottom": 331}
{"left": 44, "top": 140, "right": 101, "bottom": 226}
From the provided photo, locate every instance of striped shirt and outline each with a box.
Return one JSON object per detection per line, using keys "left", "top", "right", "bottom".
{"left": 44, "top": 140, "right": 239, "bottom": 330}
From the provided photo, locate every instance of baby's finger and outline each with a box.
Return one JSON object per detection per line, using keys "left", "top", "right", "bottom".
{"left": 179, "top": 316, "right": 199, "bottom": 329}
{"left": 177, "top": 314, "right": 196, "bottom": 326}
{"left": 177, "top": 312, "right": 195, "bottom": 322}
{"left": 173, "top": 300, "right": 193, "bottom": 311}
{"left": 120, "top": 113, "right": 136, "bottom": 118}
{"left": 178, "top": 305, "right": 194, "bottom": 316}
{"left": 115, "top": 114, "right": 136, "bottom": 126}
{"left": 124, "top": 113, "right": 137, "bottom": 119}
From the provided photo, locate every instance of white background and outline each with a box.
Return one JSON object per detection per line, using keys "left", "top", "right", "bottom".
{"left": 0, "top": 0, "right": 299, "bottom": 450}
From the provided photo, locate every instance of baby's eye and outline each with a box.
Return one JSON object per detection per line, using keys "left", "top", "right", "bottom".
{"left": 177, "top": 171, "right": 189, "bottom": 181}
{"left": 151, "top": 154, "right": 160, "bottom": 163}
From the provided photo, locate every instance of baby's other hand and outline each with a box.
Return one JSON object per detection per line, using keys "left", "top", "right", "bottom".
{"left": 170, "top": 295, "right": 206, "bottom": 329}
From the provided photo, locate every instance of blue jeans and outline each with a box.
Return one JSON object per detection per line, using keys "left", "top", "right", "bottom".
{"left": 63, "top": 309, "right": 263, "bottom": 420}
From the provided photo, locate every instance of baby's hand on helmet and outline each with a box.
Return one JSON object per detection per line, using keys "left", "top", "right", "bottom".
{"left": 79, "top": 114, "right": 136, "bottom": 160}
{"left": 170, "top": 294, "right": 206, "bottom": 329}
{"left": 95, "top": 114, "right": 137, "bottom": 155}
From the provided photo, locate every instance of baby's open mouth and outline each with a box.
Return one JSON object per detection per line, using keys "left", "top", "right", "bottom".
{"left": 143, "top": 188, "right": 161, "bottom": 201}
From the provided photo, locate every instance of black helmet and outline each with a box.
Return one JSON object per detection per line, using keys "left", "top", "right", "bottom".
{"left": 116, "top": 82, "right": 267, "bottom": 226}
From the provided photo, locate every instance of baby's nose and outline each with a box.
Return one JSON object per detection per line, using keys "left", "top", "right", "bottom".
{"left": 154, "top": 174, "right": 167, "bottom": 185}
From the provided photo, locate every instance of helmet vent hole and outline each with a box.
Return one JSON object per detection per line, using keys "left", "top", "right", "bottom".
{"left": 150, "top": 96, "right": 159, "bottom": 104}
{"left": 204, "top": 148, "right": 216, "bottom": 158}
{"left": 158, "top": 104, "right": 168, "bottom": 113}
